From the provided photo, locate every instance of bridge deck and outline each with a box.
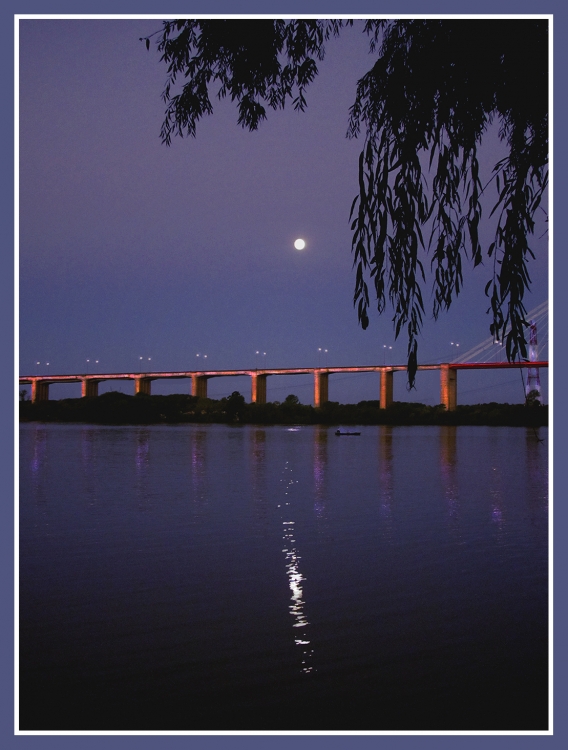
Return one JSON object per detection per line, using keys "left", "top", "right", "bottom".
{"left": 19, "top": 361, "right": 549, "bottom": 384}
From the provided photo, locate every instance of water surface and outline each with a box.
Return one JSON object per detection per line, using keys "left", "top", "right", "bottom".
{"left": 19, "top": 423, "right": 548, "bottom": 731}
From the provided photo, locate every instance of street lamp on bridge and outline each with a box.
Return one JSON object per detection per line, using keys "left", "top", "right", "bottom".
{"left": 493, "top": 340, "right": 504, "bottom": 363}
{"left": 317, "top": 347, "right": 328, "bottom": 368}
{"left": 139, "top": 356, "right": 152, "bottom": 373}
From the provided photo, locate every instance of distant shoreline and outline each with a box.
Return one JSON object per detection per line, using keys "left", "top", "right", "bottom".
{"left": 19, "top": 391, "right": 548, "bottom": 428}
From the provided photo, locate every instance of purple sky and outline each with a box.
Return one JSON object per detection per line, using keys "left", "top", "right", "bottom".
{"left": 18, "top": 18, "right": 548, "bottom": 405}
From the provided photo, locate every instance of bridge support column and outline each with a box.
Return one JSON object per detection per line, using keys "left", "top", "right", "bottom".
{"left": 251, "top": 373, "right": 267, "bottom": 404}
{"left": 440, "top": 365, "right": 457, "bottom": 411}
{"left": 135, "top": 377, "right": 152, "bottom": 396}
{"left": 191, "top": 375, "right": 208, "bottom": 399}
{"left": 380, "top": 369, "right": 394, "bottom": 409}
{"left": 31, "top": 380, "right": 49, "bottom": 403}
{"left": 81, "top": 379, "right": 99, "bottom": 398}
{"left": 314, "top": 370, "right": 329, "bottom": 407}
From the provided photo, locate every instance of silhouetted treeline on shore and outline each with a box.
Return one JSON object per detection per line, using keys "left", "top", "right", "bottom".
{"left": 19, "top": 390, "right": 548, "bottom": 427}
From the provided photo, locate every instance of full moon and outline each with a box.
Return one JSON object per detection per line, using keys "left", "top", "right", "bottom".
{"left": 294, "top": 238, "right": 306, "bottom": 250}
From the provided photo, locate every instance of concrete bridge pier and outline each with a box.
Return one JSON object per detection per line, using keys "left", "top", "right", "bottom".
{"left": 81, "top": 379, "right": 99, "bottom": 398}
{"left": 191, "top": 375, "right": 208, "bottom": 399}
{"left": 440, "top": 364, "right": 457, "bottom": 411}
{"left": 380, "top": 369, "right": 394, "bottom": 409}
{"left": 251, "top": 373, "right": 267, "bottom": 404}
{"left": 31, "top": 380, "right": 49, "bottom": 403}
{"left": 314, "top": 370, "right": 329, "bottom": 407}
{"left": 135, "top": 377, "right": 152, "bottom": 396}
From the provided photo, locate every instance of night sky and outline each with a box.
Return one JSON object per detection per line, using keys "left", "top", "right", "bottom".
{"left": 18, "top": 17, "right": 549, "bottom": 406}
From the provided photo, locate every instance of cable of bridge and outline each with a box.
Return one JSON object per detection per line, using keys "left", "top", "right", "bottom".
{"left": 452, "top": 301, "right": 548, "bottom": 364}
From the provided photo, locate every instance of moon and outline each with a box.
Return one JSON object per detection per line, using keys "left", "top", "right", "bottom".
{"left": 294, "top": 238, "right": 306, "bottom": 250}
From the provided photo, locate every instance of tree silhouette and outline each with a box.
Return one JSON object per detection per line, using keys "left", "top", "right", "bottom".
{"left": 143, "top": 19, "right": 548, "bottom": 386}
{"left": 284, "top": 394, "right": 300, "bottom": 406}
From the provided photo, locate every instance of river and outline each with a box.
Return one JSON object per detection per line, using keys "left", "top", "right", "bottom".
{"left": 18, "top": 423, "right": 549, "bottom": 731}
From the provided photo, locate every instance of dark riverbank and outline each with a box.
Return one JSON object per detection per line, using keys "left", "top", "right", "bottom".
{"left": 19, "top": 390, "right": 548, "bottom": 427}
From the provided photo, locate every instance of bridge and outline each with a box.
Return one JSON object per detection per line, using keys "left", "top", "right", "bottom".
{"left": 19, "top": 361, "right": 548, "bottom": 411}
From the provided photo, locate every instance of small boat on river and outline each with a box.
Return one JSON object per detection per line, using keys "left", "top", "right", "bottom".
{"left": 335, "top": 429, "right": 361, "bottom": 436}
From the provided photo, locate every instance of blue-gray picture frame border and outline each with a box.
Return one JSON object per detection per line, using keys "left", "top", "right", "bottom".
{"left": 5, "top": 2, "right": 564, "bottom": 748}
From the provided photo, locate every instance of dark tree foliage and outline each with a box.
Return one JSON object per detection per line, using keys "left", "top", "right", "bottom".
{"left": 152, "top": 19, "right": 344, "bottom": 139}
{"left": 348, "top": 20, "right": 548, "bottom": 385}
{"left": 143, "top": 19, "right": 548, "bottom": 386}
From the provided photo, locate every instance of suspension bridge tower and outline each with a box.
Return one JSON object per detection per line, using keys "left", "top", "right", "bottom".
{"left": 526, "top": 320, "right": 542, "bottom": 405}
